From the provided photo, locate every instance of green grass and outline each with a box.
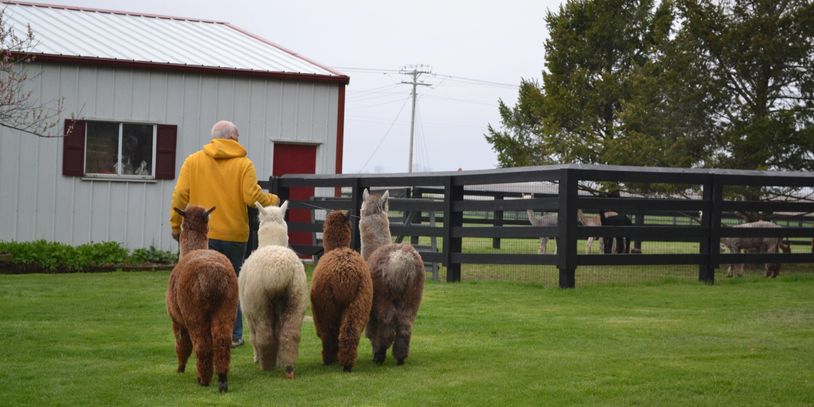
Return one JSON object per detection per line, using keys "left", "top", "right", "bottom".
{"left": 1, "top": 271, "right": 813, "bottom": 406}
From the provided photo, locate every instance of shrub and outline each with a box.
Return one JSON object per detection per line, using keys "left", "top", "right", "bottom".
{"left": 0, "top": 241, "right": 175, "bottom": 273}
{"left": 129, "top": 246, "right": 177, "bottom": 265}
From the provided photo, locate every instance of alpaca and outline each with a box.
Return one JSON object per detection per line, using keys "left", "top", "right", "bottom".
{"left": 310, "top": 210, "right": 373, "bottom": 372}
{"left": 239, "top": 201, "right": 307, "bottom": 379}
{"left": 523, "top": 194, "right": 558, "bottom": 254}
{"left": 598, "top": 211, "right": 632, "bottom": 254}
{"left": 577, "top": 209, "right": 603, "bottom": 254}
{"left": 360, "top": 189, "right": 425, "bottom": 365}
{"left": 166, "top": 205, "right": 238, "bottom": 393}
{"left": 720, "top": 220, "right": 782, "bottom": 278}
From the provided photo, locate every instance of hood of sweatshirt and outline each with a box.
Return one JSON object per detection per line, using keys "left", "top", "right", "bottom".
{"left": 203, "top": 139, "right": 247, "bottom": 159}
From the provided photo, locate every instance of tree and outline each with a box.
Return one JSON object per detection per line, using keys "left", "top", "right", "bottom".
{"left": 675, "top": 0, "right": 814, "bottom": 171}
{"left": 0, "top": 8, "right": 63, "bottom": 137}
{"left": 486, "top": 0, "right": 682, "bottom": 168}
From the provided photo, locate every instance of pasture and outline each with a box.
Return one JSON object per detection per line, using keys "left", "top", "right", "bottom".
{"left": 1, "top": 270, "right": 813, "bottom": 406}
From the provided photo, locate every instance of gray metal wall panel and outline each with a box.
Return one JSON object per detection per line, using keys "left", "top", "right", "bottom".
{"left": 2, "top": 63, "right": 340, "bottom": 252}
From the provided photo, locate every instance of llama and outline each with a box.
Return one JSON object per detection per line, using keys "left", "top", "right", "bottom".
{"left": 720, "top": 220, "right": 782, "bottom": 278}
{"left": 523, "top": 194, "right": 558, "bottom": 254}
{"left": 310, "top": 210, "right": 373, "bottom": 372}
{"left": 360, "top": 189, "right": 425, "bottom": 365}
{"left": 598, "top": 211, "right": 632, "bottom": 254}
{"left": 166, "top": 205, "right": 238, "bottom": 393}
{"left": 238, "top": 201, "right": 307, "bottom": 379}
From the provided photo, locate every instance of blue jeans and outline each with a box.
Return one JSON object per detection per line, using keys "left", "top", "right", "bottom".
{"left": 208, "top": 239, "right": 247, "bottom": 341}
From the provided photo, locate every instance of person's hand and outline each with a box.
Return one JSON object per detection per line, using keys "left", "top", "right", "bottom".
{"left": 172, "top": 232, "right": 180, "bottom": 242}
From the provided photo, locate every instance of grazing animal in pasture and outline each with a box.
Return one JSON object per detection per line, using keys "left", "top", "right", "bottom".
{"left": 598, "top": 211, "right": 632, "bottom": 254}
{"left": 523, "top": 194, "right": 558, "bottom": 254}
{"left": 360, "top": 189, "right": 425, "bottom": 365}
{"left": 720, "top": 220, "right": 782, "bottom": 278}
{"left": 577, "top": 209, "right": 608, "bottom": 254}
{"left": 310, "top": 210, "right": 373, "bottom": 372}
{"left": 238, "top": 201, "right": 307, "bottom": 378}
{"left": 166, "top": 205, "right": 238, "bottom": 393}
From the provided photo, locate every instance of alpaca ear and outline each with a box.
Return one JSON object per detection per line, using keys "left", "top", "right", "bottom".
{"left": 341, "top": 210, "right": 350, "bottom": 223}
{"left": 363, "top": 188, "right": 369, "bottom": 200}
{"left": 381, "top": 190, "right": 389, "bottom": 211}
{"left": 205, "top": 207, "right": 216, "bottom": 216}
{"left": 174, "top": 208, "right": 186, "bottom": 217}
{"left": 280, "top": 200, "right": 289, "bottom": 214}
{"left": 254, "top": 201, "right": 266, "bottom": 214}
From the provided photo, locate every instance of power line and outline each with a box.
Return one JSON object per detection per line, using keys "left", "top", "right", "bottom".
{"left": 400, "top": 64, "right": 432, "bottom": 173}
{"left": 357, "top": 96, "right": 412, "bottom": 173}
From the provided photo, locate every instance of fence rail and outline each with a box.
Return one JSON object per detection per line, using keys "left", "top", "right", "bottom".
{"left": 256, "top": 164, "right": 814, "bottom": 287}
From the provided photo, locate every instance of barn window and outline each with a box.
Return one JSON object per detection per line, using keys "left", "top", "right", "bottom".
{"left": 62, "top": 119, "right": 177, "bottom": 180}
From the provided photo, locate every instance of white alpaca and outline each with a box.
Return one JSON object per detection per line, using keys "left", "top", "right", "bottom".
{"left": 523, "top": 194, "right": 558, "bottom": 254}
{"left": 238, "top": 201, "right": 308, "bottom": 379}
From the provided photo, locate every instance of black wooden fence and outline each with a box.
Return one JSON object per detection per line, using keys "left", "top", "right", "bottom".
{"left": 256, "top": 164, "right": 814, "bottom": 288}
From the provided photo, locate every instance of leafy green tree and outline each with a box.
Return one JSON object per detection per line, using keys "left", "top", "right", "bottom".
{"left": 676, "top": 0, "right": 814, "bottom": 171}
{"left": 487, "top": 0, "right": 679, "bottom": 168}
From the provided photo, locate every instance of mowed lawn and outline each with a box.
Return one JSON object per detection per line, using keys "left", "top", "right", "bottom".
{"left": 1, "top": 271, "right": 813, "bottom": 406}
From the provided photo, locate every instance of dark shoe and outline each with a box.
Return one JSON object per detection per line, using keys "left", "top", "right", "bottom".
{"left": 231, "top": 338, "right": 244, "bottom": 348}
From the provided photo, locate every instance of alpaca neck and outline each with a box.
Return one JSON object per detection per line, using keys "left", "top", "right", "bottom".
{"left": 179, "top": 230, "right": 208, "bottom": 258}
{"left": 361, "top": 213, "right": 392, "bottom": 260}
{"left": 257, "top": 224, "right": 288, "bottom": 247}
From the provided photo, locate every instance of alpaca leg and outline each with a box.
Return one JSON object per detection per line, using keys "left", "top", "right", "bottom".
{"left": 211, "top": 309, "right": 234, "bottom": 393}
{"left": 369, "top": 308, "right": 396, "bottom": 365}
{"left": 539, "top": 237, "right": 547, "bottom": 254}
{"left": 312, "top": 301, "right": 340, "bottom": 366}
{"left": 392, "top": 313, "right": 416, "bottom": 365}
{"left": 189, "top": 326, "right": 214, "bottom": 387}
{"left": 277, "top": 297, "right": 306, "bottom": 379}
{"left": 586, "top": 237, "right": 593, "bottom": 254}
{"left": 172, "top": 321, "right": 192, "bottom": 373}
{"left": 337, "top": 293, "right": 372, "bottom": 372}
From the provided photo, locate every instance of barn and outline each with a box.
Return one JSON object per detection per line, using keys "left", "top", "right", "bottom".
{"left": 0, "top": 1, "right": 348, "bottom": 251}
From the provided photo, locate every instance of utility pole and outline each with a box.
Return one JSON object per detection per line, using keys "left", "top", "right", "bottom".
{"left": 400, "top": 65, "right": 431, "bottom": 173}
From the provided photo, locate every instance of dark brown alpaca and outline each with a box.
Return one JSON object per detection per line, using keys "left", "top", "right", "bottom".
{"left": 360, "top": 189, "right": 425, "bottom": 365}
{"left": 310, "top": 211, "right": 373, "bottom": 372}
{"left": 166, "top": 205, "right": 238, "bottom": 392}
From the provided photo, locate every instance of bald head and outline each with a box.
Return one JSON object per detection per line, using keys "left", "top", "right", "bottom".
{"left": 211, "top": 120, "right": 239, "bottom": 141}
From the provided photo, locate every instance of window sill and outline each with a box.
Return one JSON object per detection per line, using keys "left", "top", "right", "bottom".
{"left": 81, "top": 176, "right": 158, "bottom": 183}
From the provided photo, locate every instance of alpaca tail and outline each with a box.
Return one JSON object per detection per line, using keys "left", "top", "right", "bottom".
{"left": 599, "top": 209, "right": 607, "bottom": 224}
{"left": 527, "top": 209, "right": 544, "bottom": 226}
{"left": 337, "top": 272, "right": 373, "bottom": 371}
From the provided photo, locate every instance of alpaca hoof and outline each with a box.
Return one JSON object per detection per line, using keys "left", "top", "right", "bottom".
{"left": 219, "top": 382, "right": 228, "bottom": 393}
{"left": 396, "top": 358, "right": 405, "bottom": 365}
{"left": 343, "top": 366, "right": 352, "bottom": 373}
{"left": 177, "top": 365, "right": 186, "bottom": 373}
{"left": 285, "top": 366, "right": 295, "bottom": 380}
{"left": 197, "top": 377, "right": 209, "bottom": 387}
{"left": 373, "top": 350, "right": 386, "bottom": 364}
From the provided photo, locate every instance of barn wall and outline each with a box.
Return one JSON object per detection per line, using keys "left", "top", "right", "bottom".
{"left": 0, "top": 63, "right": 340, "bottom": 251}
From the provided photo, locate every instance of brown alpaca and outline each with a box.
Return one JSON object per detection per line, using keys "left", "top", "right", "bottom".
{"left": 360, "top": 189, "right": 425, "bottom": 365}
{"left": 310, "top": 211, "right": 373, "bottom": 372}
{"left": 166, "top": 205, "right": 238, "bottom": 392}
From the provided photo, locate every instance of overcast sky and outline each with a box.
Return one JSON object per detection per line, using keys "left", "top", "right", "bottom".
{"left": 42, "top": 0, "right": 564, "bottom": 174}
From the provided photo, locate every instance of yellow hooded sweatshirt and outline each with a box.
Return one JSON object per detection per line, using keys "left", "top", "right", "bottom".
{"left": 170, "top": 138, "right": 279, "bottom": 242}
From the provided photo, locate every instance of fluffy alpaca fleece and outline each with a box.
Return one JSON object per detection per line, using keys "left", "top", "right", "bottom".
{"left": 310, "top": 211, "right": 373, "bottom": 372}
{"left": 720, "top": 220, "right": 782, "bottom": 278}
{"left": 360, "top": 189, "right": 425, "bottom": 365}
{"left": 166, "top": 205, "right": 238, "bottom": 393}
{"left": 239, "top": 201, "right": 307, "bottom": 378}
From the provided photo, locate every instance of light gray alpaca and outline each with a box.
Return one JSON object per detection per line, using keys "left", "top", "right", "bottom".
{"left": 360, "top": 189, "right": 425, "bottom": 365}
{"left": 523, "top": 194, "right": 558, "bottom": 254}
{"left": 720, "top": 220, "right": 782, "bottom": 278}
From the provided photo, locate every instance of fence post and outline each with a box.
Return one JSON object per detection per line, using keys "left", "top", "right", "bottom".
{"left": 444, "top": 176, "right": 463, "bottom": 282}
{"left": 349, "top": 178, "right": 363, "bottom": 253}
{"left": 492, "top": 193, "right": 504, "bottom": 249}
{"left": 557, "top": 168, "right": 577, "bottom": 288}
{"left": 699, "top": 174, "right": 721, "bottom": 284}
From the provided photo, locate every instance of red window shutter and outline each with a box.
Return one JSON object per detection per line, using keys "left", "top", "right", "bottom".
{"left": 62, "top": 119, "right": 86, "bottom": 176}
{"left": 155, "top": 125, "right": 177, "bottom": 180}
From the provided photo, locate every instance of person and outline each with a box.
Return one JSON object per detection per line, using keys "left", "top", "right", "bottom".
{"left": 170, "top": 120, "right": 280, "bottom": 348}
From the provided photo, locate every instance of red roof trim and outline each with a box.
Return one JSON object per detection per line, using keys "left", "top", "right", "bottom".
{"left": 16, "top": 52, "right": 350, "bottom": 85}
{"left": 1, "top": 1, "right": 228, "bottom": 25}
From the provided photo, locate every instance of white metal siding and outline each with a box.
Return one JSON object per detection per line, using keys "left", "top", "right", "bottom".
{"left": 0, "top": 63, "right": 339, "bottom": 251}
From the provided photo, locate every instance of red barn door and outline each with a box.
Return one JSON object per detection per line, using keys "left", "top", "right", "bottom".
{"left": 273, "top": 144, "right": 317, "bottom": 255}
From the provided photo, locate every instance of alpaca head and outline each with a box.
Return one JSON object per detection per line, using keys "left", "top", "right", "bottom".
{"left": 322, "top": 210, "right": 351, "bottom": 252}
{"left": 361, "top": 189, "right": 389, "bottom": 217}
{"left": 174, "top": 205, "right": 215, "bottom": 255}
{"left": 255, "top": 201, "right": 289, "bottom": 247}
